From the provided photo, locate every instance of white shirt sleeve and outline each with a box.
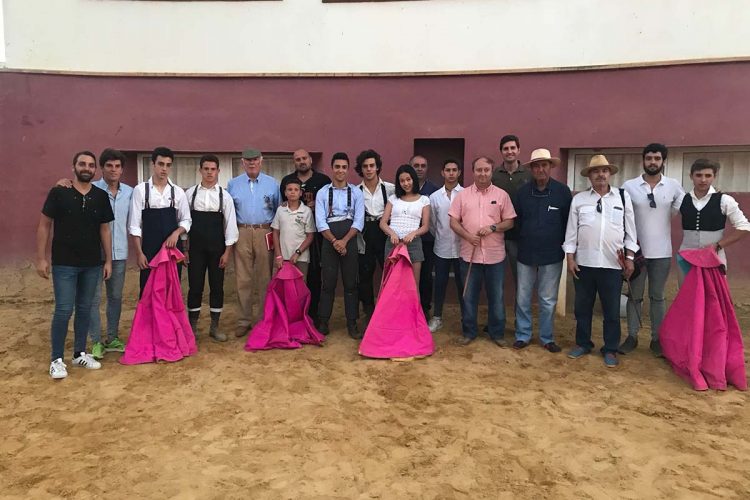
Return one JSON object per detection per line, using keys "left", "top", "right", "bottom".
{"left": 622, "top": 190, "right": 640, "bottom": 253}
{"left": 562, "top": 195, "right": 579, "bottom": 255}
{"left": 304, "top": 208, "right": 316, "bottom": 233}
{"left": 721, "top": 194, "right": 750, "bottom": 232}
{"left": 173, "top": 187, "right": 192, "bottom": 234}
{"left": 223, "top": 191, "right": 239, "bottom": 246}
{"left": 128, "top": 184, "right": 144, "bottom": 237}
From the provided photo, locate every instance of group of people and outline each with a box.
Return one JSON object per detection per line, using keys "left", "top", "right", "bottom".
{"left": 36, "top": 137, "right": 749, "bottom": 379}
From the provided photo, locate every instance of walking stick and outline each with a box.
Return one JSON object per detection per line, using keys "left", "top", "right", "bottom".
{"left": 462, "top": 244, "right": 479, "bottom": 298}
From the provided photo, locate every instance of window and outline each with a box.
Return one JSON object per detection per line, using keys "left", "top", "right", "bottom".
{"left": 138, "top": 153, "right": 236, "bottom": 189}
{"left": 567, "top": 146, "right": 750, "bottom": 193}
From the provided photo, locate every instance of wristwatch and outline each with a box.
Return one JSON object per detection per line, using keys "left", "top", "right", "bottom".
{"left": 490, "top": 224, "right": 497, "bottom": 233}
{"left": 295, "top": 249, "right": 302, "bottom": 255}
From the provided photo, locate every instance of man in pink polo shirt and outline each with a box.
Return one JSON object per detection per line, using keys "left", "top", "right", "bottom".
{"left": 449, "top": 156, "right": 517, "bottom": 346}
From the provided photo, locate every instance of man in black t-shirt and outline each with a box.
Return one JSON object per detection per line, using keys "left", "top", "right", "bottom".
{"left": 37, "top": 151, "right": 114, "bottom": 380}
{"left": 280, "top": 149, "right": 331, "bottom": 321}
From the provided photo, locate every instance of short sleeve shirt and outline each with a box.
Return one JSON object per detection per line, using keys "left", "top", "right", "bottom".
{"left": 271, "top": 204, "right": 316, "bottom": 261}
{"left": 42, "top": 186, "right": 115, "bottom": 267}
{"left": 388, "top": 195, "right": 430, "bottom": 239}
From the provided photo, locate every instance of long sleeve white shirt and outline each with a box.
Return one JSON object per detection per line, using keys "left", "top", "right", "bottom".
{"left": 128, "top": 179, "right": 192, "bottom": 237}
{"left": 183, "top": 184, "right": 239, "bottom": 246}
{"left": 563, "top": 186, "right": 639, "bottom": 270}
{"left": 429, "top": 184, "right": 463, "bottom": 259}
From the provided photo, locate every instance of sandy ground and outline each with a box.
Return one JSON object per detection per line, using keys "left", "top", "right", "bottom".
{"left": 0, "top": 264, "right": 748, "bottom": 500}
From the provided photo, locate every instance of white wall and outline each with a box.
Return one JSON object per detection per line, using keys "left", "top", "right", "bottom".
{"left": 3, "top": 0, "right": 748, "bottom": 74}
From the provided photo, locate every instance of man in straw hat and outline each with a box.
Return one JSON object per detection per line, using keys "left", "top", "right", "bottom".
{"left": 512, "top": 149, "right": 572, "bottom": 352}
{"left": 563, "top": 154, "right": 638, "bottom": 367}
{"left": 449, "top": 156, "right": 516, "bottom": 346}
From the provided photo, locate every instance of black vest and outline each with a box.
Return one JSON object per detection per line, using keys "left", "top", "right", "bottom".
{"left": 680, "top": 192, "right": 726, "bottom": 231}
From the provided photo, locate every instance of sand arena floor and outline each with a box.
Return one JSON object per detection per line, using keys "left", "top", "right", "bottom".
{"left": 0, "top": 265, "right": 748, "bottom": 499}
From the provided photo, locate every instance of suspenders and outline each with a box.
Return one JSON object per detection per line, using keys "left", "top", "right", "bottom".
{"left": 144, "top": 182, "right": 175, "bottom": 209}
{"left": 359, "top": 182, "right": 388, "bottom": 218}
{"left": 328, "top": 185, "right": 352, "bottom": 218}
{"left": 190, "top": 185, "right": 224, "bottom": 214}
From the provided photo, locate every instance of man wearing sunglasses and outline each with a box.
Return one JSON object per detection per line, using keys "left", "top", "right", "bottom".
{"left": 619, "top": 144, "right": 684, "bottom": 357}
{"left": 563, "top": 155, "right": 638, "bottom": 368}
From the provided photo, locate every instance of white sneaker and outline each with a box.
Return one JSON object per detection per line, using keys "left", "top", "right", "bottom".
{"left": 428, "top": 316, "right": 443, "bottom": 333}
{"left": 71, "top": 353, "right": 102, "bottom": 370}
{"left": 50, "top": 358, "right": 68, "bottom": 379}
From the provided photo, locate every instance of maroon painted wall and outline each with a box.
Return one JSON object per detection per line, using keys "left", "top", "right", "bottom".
{"left": 2, "top": 62, "right": 750, "bottom": 266}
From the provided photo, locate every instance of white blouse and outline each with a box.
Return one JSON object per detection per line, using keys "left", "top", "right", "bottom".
{"left": 388, "top": 194, "right": 430, "bottom": 239}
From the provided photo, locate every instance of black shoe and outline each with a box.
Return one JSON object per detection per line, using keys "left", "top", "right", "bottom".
{"left": 317, "top": 319, "right": 330, "bottom": 335}
{"left": 347, "top": 321, "right": 361, "bottom": 340}
{"left": 543, "top": 342, "right": 562, "bottom": 353}
{"left": 455, "top": 336, "right": 474, "bottom": 346}
{"left": 512, "top": 340, "right": 529, "bottom": 350}
{"left": 618, "top": 336, "right": 638, "bottom": 354}
{"left": 650, "top": 340, "right": 663, "bottom": 358}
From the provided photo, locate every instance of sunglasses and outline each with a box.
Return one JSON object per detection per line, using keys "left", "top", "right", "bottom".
{"left": 647, "top": 192, "right": 656, "bottom": 208}
{"left": 596, "top": 198, "right": 602, "bottom": 213}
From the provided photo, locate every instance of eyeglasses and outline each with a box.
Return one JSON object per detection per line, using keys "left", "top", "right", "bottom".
{"left": 647, "top": 192, "right": 656, "bottom": 208}
{"left": 596, "top": 198, "right": 602, "bottom": 213}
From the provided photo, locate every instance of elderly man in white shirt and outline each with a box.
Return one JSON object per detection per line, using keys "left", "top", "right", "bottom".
{"left": 563, "top": 155, "right": 638, "bottom": 368}
{"left": 620, "top": 144, "right": 684, "bottom": 357}
{"left": 427, "top": 159, "right": 465, "bottom": 332}
{"left": 678, "top": 158, "right": 750, "bottom": 276}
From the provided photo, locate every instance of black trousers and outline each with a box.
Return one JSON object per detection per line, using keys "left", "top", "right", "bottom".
{"left": 419, "top": 239, "right": 435, "bottom": 315}
{"left": 140, "top": 263, "right": 182, "bottom": 297}
{"left": 358, "top": 219, "right": 386, "bottom": 309}
{"left": 307, "top": 233, "right": 324, "bottom": 319}
{"left": 187, "top": 243, "right": 225, "bottom": 312}
{"left": 318, "top": 220, "right": 359, "bottom": 322}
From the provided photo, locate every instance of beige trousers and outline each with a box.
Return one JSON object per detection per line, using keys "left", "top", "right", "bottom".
{"left": 235, "top": 227, "right": 273, "bottom": 328}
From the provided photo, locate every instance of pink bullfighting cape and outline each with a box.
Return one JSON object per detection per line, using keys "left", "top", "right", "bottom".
{"left": 245, "top": 262, "right": 324, "bottom": 351}
{"left": 659, "top": 247, "right": 747, "bottom": 391}
{"left": 121, "top": 246, "right": 197, "bottom": 365}
{"left": 359, "top": 244, "right": 434, "bottom": 359}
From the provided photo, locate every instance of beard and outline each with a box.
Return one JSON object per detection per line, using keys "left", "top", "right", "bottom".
{"left": 643, "top": 164, "right": 663, "bottom": 176}
{"left": 75, "top": 170, "right": 94, "bottom": 182}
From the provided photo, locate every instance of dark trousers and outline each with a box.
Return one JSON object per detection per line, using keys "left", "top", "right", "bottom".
{"left": 573, "top": 266, "right": 622, "bottom": 354}
{"left": 318, "top": 221, "right": 359, "bottom": 322}
{"left": 187, "top": 244, "right": 225, "bottom": 311}
{"left": 433, "top": 255, "right": 464, "bottom": 318}
{"left": 307, "top": 233, "right": 324, "bottom": 319}
{"left": 419, "top": 239, "right": 435, "bottom": 315}
{"left": 358, "top": 220, "right": 386, "bottom": 309}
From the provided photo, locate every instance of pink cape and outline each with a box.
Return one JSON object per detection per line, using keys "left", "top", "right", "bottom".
{"left": 120, "top": 246, "right": 197, "bottom": 365}
{"left": 659, "top": 248, "right": 747, "bottom": 391}
{"left": 359, "top": 244, "right": 434, "bottom": 359}
{"left": 245, "top": 262, "right": 325, "bottom": 351}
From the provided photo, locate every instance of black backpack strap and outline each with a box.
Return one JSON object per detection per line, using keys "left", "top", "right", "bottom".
{"left": 380, "top": 183, "right": 387, "bottom": 208}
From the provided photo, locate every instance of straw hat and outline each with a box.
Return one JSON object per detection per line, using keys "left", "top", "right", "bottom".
{"left": 580, "top": 154, "right": 619, "bottom": 177}
{"left": 523, "top": 148, "right": 560, "bottom": 168}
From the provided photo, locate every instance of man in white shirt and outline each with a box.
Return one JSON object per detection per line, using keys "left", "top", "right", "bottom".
{"left": 620, "top": 144, "right": 684, "bottom": 357}
{"left": 428, "top": 159, "right": 464, "bottom": 332}
{"left": 184, "top": 154, "right": 239, "bottom": 342}
{"left": 356, "top": 149, "right": 396, "bottom": 322}
{"left": 678, "top": 158, "right": 750, "bottom": 276}
{"left": 129, "top": 147, "right": 192, "bottom": 296}
{"left": 563, "top": 155, "right": 638, "bottom": 368}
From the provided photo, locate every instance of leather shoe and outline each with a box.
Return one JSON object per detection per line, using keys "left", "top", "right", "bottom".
{"left": 543, "top": 342, "right": 562, "bottom": 353}
{"left": 512, "top": 340, "right": 529, "bottom": 350}
{"left": 618, "top": 336, "right": 638, "bottom": 354}
{"left": 455, "top": 336, "right": 474, "bottom": 346}
{"left": 316, "top": 319, "right": 330, "bottom": 335}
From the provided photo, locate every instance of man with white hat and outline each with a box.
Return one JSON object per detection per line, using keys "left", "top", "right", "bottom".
{"left": 563, "top": 155, "right": 638, "bottom": 367}
{"left": 513, "top": 149, "right": 572, "bottom": 352}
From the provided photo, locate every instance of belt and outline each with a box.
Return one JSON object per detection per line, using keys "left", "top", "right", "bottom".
{"left": 365, "top": 215, "right": 382, "bottom": 223}
{"left": 238, "top": 223, "right": 271, "bottom": 229}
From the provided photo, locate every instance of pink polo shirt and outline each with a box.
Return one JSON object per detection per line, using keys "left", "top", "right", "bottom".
{"left": 448, "top": 184, "right": 516, "bottom": 264}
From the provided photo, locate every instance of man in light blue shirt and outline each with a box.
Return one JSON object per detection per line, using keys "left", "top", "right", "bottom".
{"left": 314, "top": 152, "right": 365, "bottom": 338}
{"left": 227, "top": 148, "right": 280, "bottom": 337}
{"left": 90, "top": 149, "right": 133, "bottom": 358}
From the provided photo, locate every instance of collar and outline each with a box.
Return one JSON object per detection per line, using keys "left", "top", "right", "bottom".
{"left": 246, "top": 174, "right": 261, "bottom": 183}
{"left": 472, "top": 183, "right": 494, "bottom": 194}
{"left": 498, "top": 161, "right": 524, "bottom": 174}
{"left": 690, "top": 186, "right": 716, "bottom": 202}
{"left": 149, "top": 178, "right": 173, "bottom": 189}
{"left": 639, "top": 174, "right": 665, "bottom": 187}
{"left": 198, "top": 183, "right": 220, "bottom": 191}
{"left": 588, "top": 185, "right": 614, "bottom": 197}
{"left": 331, "top": 183, "right": 350, "bottom": 190}
{"left": 359, "top": 178, "right": 384, "bottom": 194}
{"left": 531, "top": 181, "right": 552, "bottom": 194}
{"left": 441, "top": 184, "right": 462, "bottom": 195}
{"left": 285, "top": 203, "right": 304, "bottom": 213}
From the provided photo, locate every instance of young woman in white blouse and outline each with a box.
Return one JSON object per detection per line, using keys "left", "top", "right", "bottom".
{"left": 380, "top": 164, "right": 431, "bottom": 287}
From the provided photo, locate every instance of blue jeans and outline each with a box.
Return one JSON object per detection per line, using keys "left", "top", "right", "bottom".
{"left": 50, "top": 265, "right": 102, "bottom": 361}
{"left": 433, "top": 256, "right": 465, "bottom": 318}
{"left": 573, "top": 266, "right": 622, "bottom": 354}
{"left": 515, "top": 261, "right": 563, "bottom": 345}
{"left": 89, "top": 260, "right": 127, "bottom": 343}
{"left": 460, "top": 259, "right": 505, "bottom": 340}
